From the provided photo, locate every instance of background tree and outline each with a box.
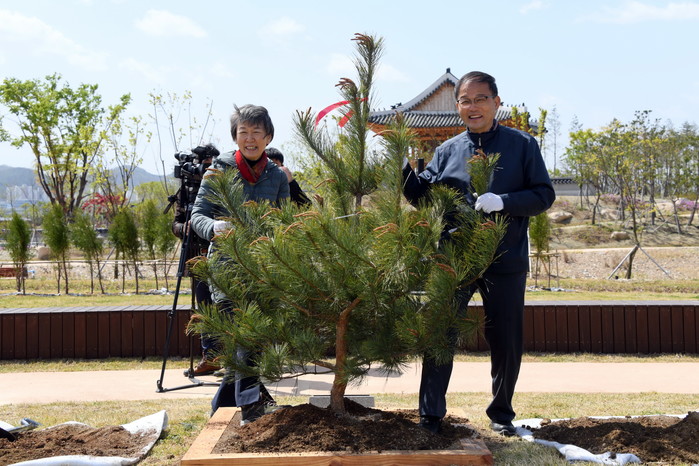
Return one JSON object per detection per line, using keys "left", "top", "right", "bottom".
{"left": 108, "top": 207, "right": 140, "bottom": 293}
{"left": 139, "top": 199, "right": 164, "bottom": 289}
{"left": 529, "top": 211, "right": 552, "bottom": 287}
{"left": 70, "top": 207, "right": 105, "bottom": 294}
{"left": 43, "top": 203, "right": 71, "bottom": 293}
{"left": 190, "top": 33, "right": 505, "bottom": 414}
{"left": 92, "top": 115, "right": 150, "bottom": 220}
{"left": 4, "top": 212, "right": 33, "bottom": 294}
{"left": 0, "top": 74, "right": 130, "bottom": 218}
{"left": 546, "top": 105, "right": 562, "bottom": 174}
{"left": 155, "top": 210, "right": 178, "bottom": 291}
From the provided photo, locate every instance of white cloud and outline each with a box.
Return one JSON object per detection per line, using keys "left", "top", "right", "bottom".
{"left": 134, "top": 9, "right": 207, "bottom": 37}
{"left": 377, "top": 63, "right": 409, "bottom": 83}
{"left": 326, "top": 53, "right": 354, "bottom": 76}
{"left": 580, "top": 1, "right": 699, "bottom": 23}
{"left": 210, "top": 62, "right": 236, "bottom": 79}
{"left": 118, "top": 57, "right": 172, "bottom": 84}
{"left": 520, "top": 1, "right": 546, "bottom": 14}
{"left": 0, "top": 9, "right": 107, "bottom": 71}
{"left": 259, "top": 17, "right": 305, "bottom": 37}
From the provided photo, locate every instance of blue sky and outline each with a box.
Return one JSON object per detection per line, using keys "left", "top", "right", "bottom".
{"left": 1, "top": 0, "right": 698, "bottom": 176}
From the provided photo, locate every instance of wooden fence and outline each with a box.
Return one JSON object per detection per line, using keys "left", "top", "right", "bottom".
{"left": 0, "top": 305, "right": 198, "bottom": 360}
{"left": 0, "top": 301, "right": 697, "bottom": 360}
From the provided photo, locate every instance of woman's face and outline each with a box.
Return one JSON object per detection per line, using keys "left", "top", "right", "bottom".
{"left": 236, "top": 123, "right": 272, "bottom": 161}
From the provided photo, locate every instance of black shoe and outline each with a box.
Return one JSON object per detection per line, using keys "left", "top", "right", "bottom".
{"left": 240, "top": 400, "right": 287, "bottom": 425}
{"left": 490, "top": 420, "right": 517, "bottom": 436}
{"left": 418, "top": 415, "right": 442, "bottom": 434}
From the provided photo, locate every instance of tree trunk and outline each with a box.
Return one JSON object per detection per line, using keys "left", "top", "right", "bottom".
{"left": 330, "top": 298, "right": 361, "bottom": 414}
{"left": 625, "top": 245, "right": 638, "bottom": 279}
{"left": 671, "top": 200, "right": 683, "bottom": 235}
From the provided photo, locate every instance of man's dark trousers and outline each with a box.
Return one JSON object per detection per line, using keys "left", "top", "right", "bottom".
{"left": 419, "top": 270, "right": 527, "bottom": 423}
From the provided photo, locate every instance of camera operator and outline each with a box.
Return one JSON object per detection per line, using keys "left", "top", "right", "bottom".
{"left": 170, "top": 143, "right": 221, "bottom": 377}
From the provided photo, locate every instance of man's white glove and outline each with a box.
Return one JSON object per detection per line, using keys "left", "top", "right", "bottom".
{"left": 212, "top": 220, "right": 232, "bottom": 236}
{"left": 474, "top": 192, "right": 504, "bottom": 214}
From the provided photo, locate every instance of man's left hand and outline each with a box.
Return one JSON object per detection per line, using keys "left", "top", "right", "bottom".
{"left": 475, "top": 192, "right": 504, "bottom": 213}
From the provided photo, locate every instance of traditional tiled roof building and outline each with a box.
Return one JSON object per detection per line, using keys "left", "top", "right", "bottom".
{"left": 368, "top": 69, "right": 535, "bottom": 154}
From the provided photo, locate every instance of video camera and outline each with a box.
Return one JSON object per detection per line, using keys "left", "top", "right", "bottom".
{"left": 173, "top": 144, "right": 220, "bottom": 183}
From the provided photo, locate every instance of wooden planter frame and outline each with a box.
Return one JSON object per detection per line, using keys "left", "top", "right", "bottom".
{"left": 181, "top": 407, "right": 493, "bottom": 465}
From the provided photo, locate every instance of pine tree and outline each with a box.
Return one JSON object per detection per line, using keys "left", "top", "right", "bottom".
{"left": 190, "top": 33, "right": 506, "bottom": 414}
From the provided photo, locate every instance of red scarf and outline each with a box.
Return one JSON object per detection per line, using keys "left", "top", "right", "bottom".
{"left": 235, "top": 150, "right": 268, "bottom": 184}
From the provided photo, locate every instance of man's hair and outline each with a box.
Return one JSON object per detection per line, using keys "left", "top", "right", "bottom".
{"left": 454, "top": 71, "right": 498, "bottom": 100}
{"left": 230, "top": 104, "right": 275, "bottom": 142}
{"left": 266, "top": 147, "right": 284, "bottom": 164}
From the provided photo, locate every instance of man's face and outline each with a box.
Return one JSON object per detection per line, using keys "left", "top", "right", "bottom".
{"left": 455, "top": 80, "right": 501, "bottom": 134}
{"left": 236, "top": 123, "right": 272, "bottom": 161}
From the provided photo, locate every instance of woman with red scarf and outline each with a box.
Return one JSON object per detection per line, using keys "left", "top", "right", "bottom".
{"left": 191, "top": 104, "right": 290, "bottom": 422}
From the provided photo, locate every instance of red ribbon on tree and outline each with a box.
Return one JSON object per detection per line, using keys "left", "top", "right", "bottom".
{"left": 314, "top": 98, "right": 366, "bottom": 128}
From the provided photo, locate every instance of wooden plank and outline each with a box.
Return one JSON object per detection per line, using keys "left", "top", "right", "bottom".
{"left": 74, "top": 312, "right": 87, "bottom": 358}
{"left": 62, "top": 312, "right": 75, "bottom": 359}
{"left": 555, "top": 305, "right": 569, "bottom": 352}
{"left": 178, "top": 309, "right": 191, "bottom": 357}
{"left": 132, "top": 311, "right": 145, "bottom": 358}
{"left": 624, "top": 305, "right": 637, "bottom": 354}
{"left": 180, "top": 407, "right": 493, "bottom": 466}
{"left": 683, "top": 305, "right": 696, "bottom": 353}
{"left": 121, "top": 310, "right": 134, "bottom": 357}
{"left": 658, "top": 306, "right": 673, "bottom": 353}
{"left": 98, "top": 312, "right": 110, "bottom": 358}
{"left": 544, "top": 307, "right": 557, "bottom": 352}
{"left": 85, "top": 312, "right": 99, "bottom": 358}
{"left": 38, "top": 314, "right": 51, "bottom": 359}
{"left": 612, "top": 305, "right": 625, "bottom": 353}
{"left": 635, "top": 304, "right": 649, "bottom": 354}
{"left": 522, "top": 306, "right": 534, "bottom": 351}
{"left": 13, "top": 314, "right": 27, "bottom": 360}
{"left": 50, "top": 313, "right": 63, "bottom": 358}
{"left": 578, "top": 306, "right": 591, "bottom": 352}
{"left": 589, "top": 305, "right": 603, "bottom": 353}
{"left": 647, "top": 305, "right": 661, "bottom": 353}
{"left": 601, "top": 307, "right": 615, "bottom": 353}
{"left": 155, "top": 310, "right": 168, "bottom": 358}
{"left": 109, "top": 311, "right": 122, "bottom": 357}
{"left": 671, "top": 306, "right": 684, "bottom": 353}
{"left": 566, "top": 304, "right": 579, "bottom": 352}
{"left": 26, "top": 314, "right": 39, "bottom": 359}
{"left": 532, "top": 306, "right": 546, "bottom": 352}
{"left": 1, "top": 315, "right": 14, "bottom": 359}
{"left": 144, "top": 311, "right": 157, "bottom": 356}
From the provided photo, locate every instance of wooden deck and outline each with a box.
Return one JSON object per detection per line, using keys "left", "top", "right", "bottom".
{"left": 1, "top": 301, "right": 697, "bottom": 360}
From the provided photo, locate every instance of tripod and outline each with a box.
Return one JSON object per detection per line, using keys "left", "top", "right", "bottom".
{"left": 156, "top": 199, "right": 220, "bottom": 393}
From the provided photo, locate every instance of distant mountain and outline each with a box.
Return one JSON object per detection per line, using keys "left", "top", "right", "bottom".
{"left": 0, "top": 165, "right": 38, "bottom": 187}
{"left": 0, "top": 164, "right": 169, "bottom": 195}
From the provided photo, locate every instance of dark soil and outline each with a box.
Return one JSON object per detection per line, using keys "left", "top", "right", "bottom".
{"left": 0, "top": 423, "right": 155, "bottom": 465}
{"left": 531, "top": 411, "right": 699, "bottom": 464}
{"left": 213, "top": 400, "right": 477, "bottom": 454}
{"left": 2, "top": 407, "right": 698, "bottom": 465}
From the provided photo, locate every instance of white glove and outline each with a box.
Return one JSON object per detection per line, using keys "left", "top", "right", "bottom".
{"left": 474, "top": 192, "right": 504, "bottom": 214}
{"left": 212, "top": 220, "right": 232, "bottom": 236}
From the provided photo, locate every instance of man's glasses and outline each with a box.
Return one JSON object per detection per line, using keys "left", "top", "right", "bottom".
{"left": 457, "top": 95, "right": 496, "bottom": 107}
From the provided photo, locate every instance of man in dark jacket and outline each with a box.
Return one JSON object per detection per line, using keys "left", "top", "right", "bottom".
{"left": 266, "top": 147, "right": 311, "bottom": 206}
{"left": 171, "top": 148, "right": 220, "bottom": 377}
{"left": 403, "top": 71, "right": 555, "bottom": 436}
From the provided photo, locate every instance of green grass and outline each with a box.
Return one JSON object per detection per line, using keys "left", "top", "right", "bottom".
{"left": 2, "top": 392, "right": 698, "bottom": 465}
{"left": 2, "top": 277, "right": 697, "bottom": 309}
{"left": 3, "top": 352, "right": 699, "bottom": 374}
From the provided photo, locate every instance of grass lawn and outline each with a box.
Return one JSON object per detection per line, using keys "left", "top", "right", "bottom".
{"left": 2, "top": 387, "right": 698, "bottom": 465}
{"left": 1, "top": 267, "right": 698, "bottom": 464}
